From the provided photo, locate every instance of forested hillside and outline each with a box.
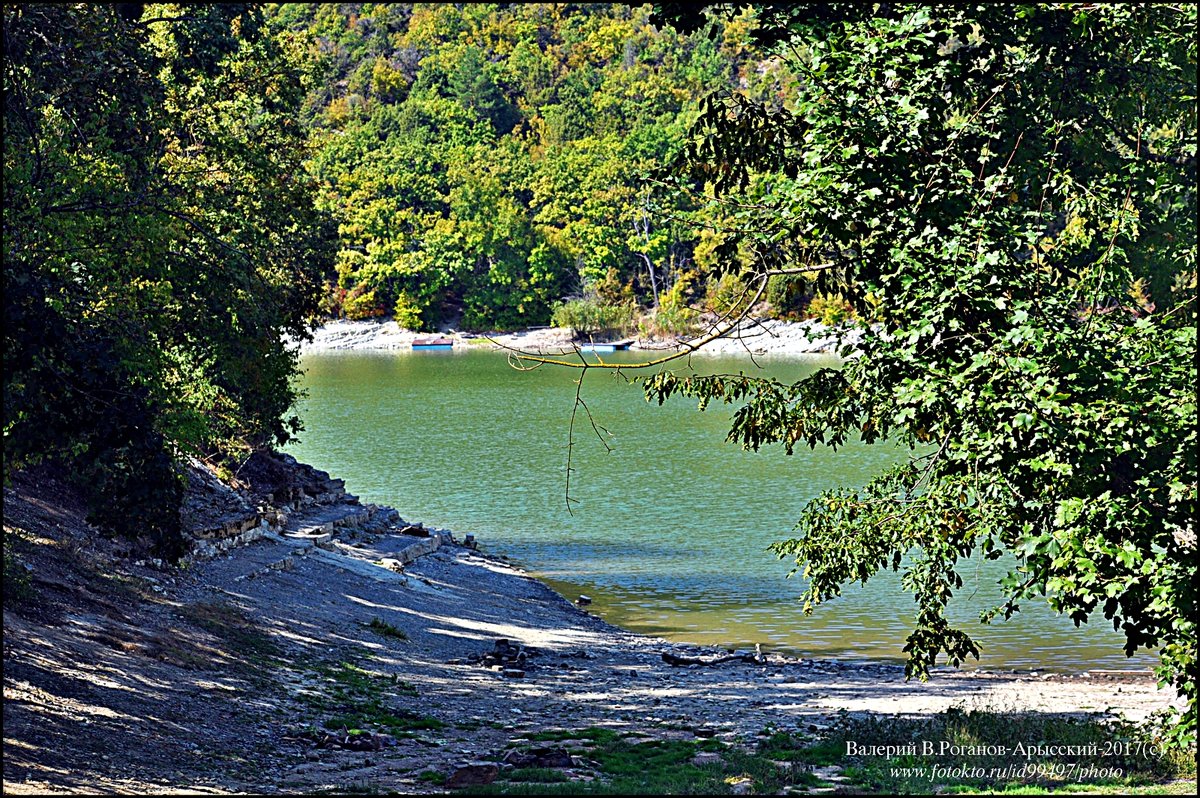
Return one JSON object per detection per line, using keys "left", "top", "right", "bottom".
{"left": 269, "top": 3, "right": 787, "bottom": 331}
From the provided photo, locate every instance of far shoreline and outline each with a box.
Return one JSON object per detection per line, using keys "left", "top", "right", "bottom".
{"left": 296, "top": 316, "right": 867, "bottom": 357}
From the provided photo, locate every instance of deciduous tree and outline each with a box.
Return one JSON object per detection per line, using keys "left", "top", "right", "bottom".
{"left": 3, "top": 4, "right": 334, "bottom": 555}
{"left": 642, "top": 2, "right": 1197, "bottom": 745}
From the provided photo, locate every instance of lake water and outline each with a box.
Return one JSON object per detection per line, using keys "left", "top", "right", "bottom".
{"left": 287, "top": 348, "right": 1156, "bottom": 671}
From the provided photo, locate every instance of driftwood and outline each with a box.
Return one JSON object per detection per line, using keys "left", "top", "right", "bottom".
{"left": 661, "top": 650, "right": 762, "bottom": 667}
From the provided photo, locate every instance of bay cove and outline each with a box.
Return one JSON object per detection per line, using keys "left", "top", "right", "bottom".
{"left": 288, "top": 348, "right": 1156, "bottom": 671}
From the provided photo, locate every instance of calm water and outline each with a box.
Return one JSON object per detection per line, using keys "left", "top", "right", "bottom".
{"left": 287, "top": 348, "right": 1155, "bottom": 670}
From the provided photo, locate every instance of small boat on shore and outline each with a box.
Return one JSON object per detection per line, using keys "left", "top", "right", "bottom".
{"left": 412, "top": 336, "right": 454, "bottom": 350}
{"left": 579, "top": 339, "right": 633, "bottom": 353}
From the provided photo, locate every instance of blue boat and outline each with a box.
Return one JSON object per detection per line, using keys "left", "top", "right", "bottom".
{"left": 412, "top": 336, "right": 454, "bottom": 350}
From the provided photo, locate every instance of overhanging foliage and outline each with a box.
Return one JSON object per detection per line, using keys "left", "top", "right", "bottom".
{"left": 646, "top": 2, "right": 1197, "bottom": 746}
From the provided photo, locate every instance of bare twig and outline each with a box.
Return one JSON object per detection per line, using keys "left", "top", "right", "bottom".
{"left": 906, "top": 433, "right": 952, "bottom": 499}
{"left": 562, "top": 363, "right": 615, "bottom": 513}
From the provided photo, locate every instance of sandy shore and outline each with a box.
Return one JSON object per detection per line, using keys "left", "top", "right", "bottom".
{"left": 295, "top": 317, "right": 867, "bottom": 357}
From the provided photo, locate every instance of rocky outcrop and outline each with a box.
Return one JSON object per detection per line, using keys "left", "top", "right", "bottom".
{"left": 237, "top": 450, "right": 350, "bottom": 508}
{"left": 179, "top": 459, "right": 262, "bottom": 549}
{"left": 180, "top": 450, "right": 454, "bottom": 567}
{"left": 445, "top": 763, "right": 500, "bottom": 788}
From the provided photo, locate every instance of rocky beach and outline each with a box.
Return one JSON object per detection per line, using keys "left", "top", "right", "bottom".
{"left": 294, "top": 317, "right": 867, "bottom": 358}
{"left": 3, "top": 452, "right": 1185, "bottom": 794}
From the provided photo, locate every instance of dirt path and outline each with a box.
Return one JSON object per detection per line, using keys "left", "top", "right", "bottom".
{"left": 3, "top": 471, "right": 1182, "bottom": 795}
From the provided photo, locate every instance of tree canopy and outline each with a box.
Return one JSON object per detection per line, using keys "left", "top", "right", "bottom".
{"left": 641, "top": 3, "right": 1197, "bottom": 745}
{"left": 3, "top": 4, "right": 334, "bottom": 555}
{"left": 270, "top": 3, "right": 796, "bottom": 331}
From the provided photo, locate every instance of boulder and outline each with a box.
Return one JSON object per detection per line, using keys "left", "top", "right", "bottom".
{"left": 445, "top": 763, "right": 499, "bottom": 788}
{"left": 237, "top": 450, "right": 348, "bottom": 507}
{"left": 502, "top": 747, "right": 571, "bottom": 769}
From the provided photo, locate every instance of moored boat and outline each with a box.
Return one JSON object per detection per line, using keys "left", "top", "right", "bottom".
{"left": 578, "top": 338, "right": 633, "bottom": 353}
{"left": 412, "top": 336, "right": 454, "bottom": 350}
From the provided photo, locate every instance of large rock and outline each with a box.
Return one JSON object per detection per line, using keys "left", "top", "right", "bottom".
{"left": 237, "top": 450, "right": 348, "bottom": 507}
{"left": 395, "top": 535, "right": 440, "bottom": 565}
{"left": 502, "top": 747, "right": 572, "bottom": 769}
{"left": 181, "top": 451, "right": 362, "bottom": 559}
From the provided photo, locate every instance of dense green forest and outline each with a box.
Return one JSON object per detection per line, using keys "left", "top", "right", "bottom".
{"left": 269, "top": 2, "right": 805, "bottom": 331}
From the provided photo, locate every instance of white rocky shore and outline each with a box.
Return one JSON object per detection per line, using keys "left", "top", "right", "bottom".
{"left": 296, "top": 317, "right": 867, "bottom": 357}
{"left": 4, "top": 453, "right": 1185, "bottom": 795}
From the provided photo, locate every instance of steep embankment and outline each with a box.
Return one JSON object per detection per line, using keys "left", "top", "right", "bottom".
{"left": 2, "top": 455, "right": 1185, "bottom": 794}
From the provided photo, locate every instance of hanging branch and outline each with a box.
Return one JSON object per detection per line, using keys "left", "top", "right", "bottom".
{"left": 562, "top": 360, "right": 614, "bottom": 513}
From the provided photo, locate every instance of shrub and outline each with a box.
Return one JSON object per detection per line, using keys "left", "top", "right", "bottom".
{"left": 594, "top": 266, "right": 636, "bottom": 307}
{"left": 644, "top": 303, "right": 701, "bottom": 337}
{"left": 392, "top": 291, "right": 424, "bottom": 331}
{"left": 364, "top": 617, "right": 408, "bottom": 640}
{"left": 341, "top": 286, "right": 387, "bottom": 320}
{"left": 551, "top": 297, "right": 636, "bottom": 337}
{"left": 645, "top": 271, "right": 702, "bottom": 336}
{"left": 317, "top": 281, "right": 342, "bottom": 318}
{"left": 806, "top": 292, "right": 856, "bottom": 326}
{"left": 705, "top": 273, "right": 749, "bottom": 317}
{"left": 765, "top": 273, "right": 811, "bottom": 320}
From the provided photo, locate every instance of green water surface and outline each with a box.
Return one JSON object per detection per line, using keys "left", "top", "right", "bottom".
{"left": 287, "top": 348, "right": 1155, "bottom": 671}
